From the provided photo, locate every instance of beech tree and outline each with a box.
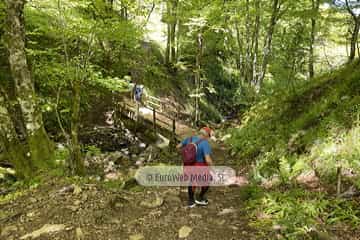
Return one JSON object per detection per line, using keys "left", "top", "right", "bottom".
{"left": 4, "top": 0, "right": 54, "bottom": 169}
{"left": 0, "top": 90, "right": 32, "bottom": 178}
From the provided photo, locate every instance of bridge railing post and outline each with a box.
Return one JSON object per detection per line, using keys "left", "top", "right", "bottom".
{"left": 136, "top": 102, "right": 140, "bottom": 123}
{"left": 172, "top": 118, "right": 176, "bottom": 142}
{"left": 153, "top": 108, "right": 157, "bottom": 134}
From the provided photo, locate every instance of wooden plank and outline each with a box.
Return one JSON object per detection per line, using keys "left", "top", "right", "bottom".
{"left": 148, "top": 95, "right": 161, "bottom": 101}
{"left": 156, "top": 117, "right": 172, "bottom": 126}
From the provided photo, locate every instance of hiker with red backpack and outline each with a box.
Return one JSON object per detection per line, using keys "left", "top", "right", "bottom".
{"left": 177, "top": 127, "right": 214, "bottom": 208}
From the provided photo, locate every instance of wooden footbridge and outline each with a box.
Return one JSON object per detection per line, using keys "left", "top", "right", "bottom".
{"left": 116, "top": 95, "right": 195, "bottom": 141}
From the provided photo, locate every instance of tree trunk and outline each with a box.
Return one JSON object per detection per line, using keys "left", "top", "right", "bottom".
{"left": 349, "top": 19, "right": 360, "bottom": 61}
{"left": 0, "top": 93, "right": 32, "bottom": 179}
{"left": 245, "top": 0, "right": 252, "bottom": 83}
{"left": 345, "top": 0, "right": 360, "bottom": 61}
{"left": 252, "top": 0, "right": 260, "bottom": 85}
{"left": 235, "top": 23, "right": 244, "bottom": 80}
{"left": 4, "top": 0, "right": 53, "bottom": 168}
{"left": 257, "top": 0, "right": 281, "bottom": 91}
{"left": 194, "top": 33, "right": 203, "bottom": 126}
{"left": 309, "top": 0, "right": 320, "bottom": 78}
{"left": 170, "top": 0, "right": 178, "bottom": 63}
{"left": 120, "top": 0, "right": 128, "bottom": 20}
{"left": 70, "top": 79, "right": 84, "bottom": 175}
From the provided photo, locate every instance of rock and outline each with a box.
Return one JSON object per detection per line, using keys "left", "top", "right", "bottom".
{"left": 67, "top": 205, "right": 80, "bottom": 212}
{"left": 122, "top": 178, "right": 139, "bottom": 190}
{"left": 272, "top": 225, "right": 283, "bottom": 231}
{"left": 75, "top": 227, "right": 84, "bottom": 240}
{"left": 165, "top": 195, "right": 182, "bottom": 205}
{"left": 139, "top": 143, "right": 146, "bottom": 148}
{"left": 57, "top": 143, "right": 65, "bottom": 150}
{"left": 227, "top": 176, "right": 249, "bottom": 187}
{"left": 0, "top": 167, "right": 16, "bottom": 177}
{"left": 109, "top": 196, "right": 129, "bottom": 209}
{"left": 217, "top": 219, "right": 226, "bottom": 225}
{"left": 229, "top": 226, "right": 239, "bottom": 231}
{"left": 73, "top": 184, "right": 82, "bottom": 195}
{"left": 1, "top": 225, "right": 18, "bottom": 237}
{"left": 261, "top": 176, "right": 281, "bottom": 189}
{"left": 341, "top": 95, "right": 350, "bottom": 101}
{"left": 20, "top": 224, "right": 66, "bottom": 239}
{"left": 74, "top": 200, "right": 81, "bottom": 206}
{"left": 178, "top": 226, "right": 192, "bottom": 239}
{"left": 296, "top": 170, "right": 319, "bottom": 188}
{"left": 58, "top": 185, "right": 75, "bottom": 195}
{"left": 339, "top": 185, "right": 360, "bottom": 198}
{"left": 107, "top": 152, "right": 123, "bottom": 163}
{"left": 121, "top": 148, "right": 130, "bottom": 155}
{"left": 189, "top": 213, "right": 202, "bottom": 219}
{"left": 104, "top": 161, "right": 116, "bottom": 173}
{"left": 105, "top": 172, "right": 123, "bottom": 181}
{"left": 29, "top": 197, "right": 37, "bottom": 203}
{"left": 309, "top": 230, "right": 337, "bottom": 240}
{"left": 82, "top": 193, "right": 88, "bottom": 202}
{"left": 156, "top": 134, "right": 170, "bottom": 149}
{"left": 26, "top": 212, "right": 36, "bottom": 218}
{"left": 217, "top": 208, "right": 236, "bottom": 216}
{"left": 140, "top": 195, "right": 164, "bottom": 209}
{"left": 129, "top": 233, "right": 145, "bottom": 240}
{"left": 220, "top": 134, "right": 232, "bottom": 142}
{"left": 135, "top": 160, "right": 143, "bottom": 166}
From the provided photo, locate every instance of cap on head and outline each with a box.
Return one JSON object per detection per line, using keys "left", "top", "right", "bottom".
{"left": 200, "top": 126, "right": 213, "bottom": 138}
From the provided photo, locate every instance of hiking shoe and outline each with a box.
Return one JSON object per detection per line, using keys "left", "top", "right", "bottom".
{"left": 188, "top": 201, "right": 196, "bottom": 208}
{"left": 195, "top": 199, "right": 209, "bottom": 206}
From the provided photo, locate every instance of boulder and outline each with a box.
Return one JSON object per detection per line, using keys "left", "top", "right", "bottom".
{"left": 178, "top": 226, "right": 192, "bottom": 239}
{"left": 129, "top": 234, "right": 145, "bottom": 240}
{"left": 140, "top": 195, "right": 164, "bottom": 209}
{"left": 217, "top": 208, "right": 237, "bottom": 216}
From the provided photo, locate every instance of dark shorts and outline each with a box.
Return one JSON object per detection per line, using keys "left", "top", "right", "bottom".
{"left": 184, "top": 162, "right": 212, "bottom": 187}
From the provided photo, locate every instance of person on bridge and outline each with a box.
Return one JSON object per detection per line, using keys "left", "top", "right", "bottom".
{"left": 133, "top": 83, "right": 145, "bottom": 104}
{"left": 177, "top": 127, "right": 214, "bottom": 208}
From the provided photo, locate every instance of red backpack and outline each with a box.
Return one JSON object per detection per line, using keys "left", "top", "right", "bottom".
{"left": 181, "top": 137, "right": 204, "bottom": 166}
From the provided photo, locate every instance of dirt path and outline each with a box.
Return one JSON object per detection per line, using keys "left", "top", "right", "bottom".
{"left": 1, "top": 114, "right": 259, "bottom": 240}
{"left": 1, "top": 139, "right": 258, "bottom": 240}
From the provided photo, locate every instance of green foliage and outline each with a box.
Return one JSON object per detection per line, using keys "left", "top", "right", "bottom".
{"left": 84, "top": 145, "right": 101, "bottom": 156}
{"left": 248, "top": 189, "right": 360, "bottom": 239}
{"left": 230, "top": 62, "right": 360, "bottom": 184}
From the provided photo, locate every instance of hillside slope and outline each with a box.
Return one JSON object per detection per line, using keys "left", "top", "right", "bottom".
{"left": 230, "top": 61, "right": 360, "bottom": 183}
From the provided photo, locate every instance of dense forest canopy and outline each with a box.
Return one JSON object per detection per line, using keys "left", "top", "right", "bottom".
{"left": 0, "top": 0, "right": 360, "bottom": 239}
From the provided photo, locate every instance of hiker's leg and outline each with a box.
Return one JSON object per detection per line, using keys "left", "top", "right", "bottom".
{"left": 199, "top": 186, "right": 209, "bottom": 200}
{"left": 188, "top": 186, "right": 195, "bottom": 202}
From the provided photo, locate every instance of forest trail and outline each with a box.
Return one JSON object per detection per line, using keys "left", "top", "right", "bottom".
{"left": 0, "top": 122, "right": 258, "bottom": 240}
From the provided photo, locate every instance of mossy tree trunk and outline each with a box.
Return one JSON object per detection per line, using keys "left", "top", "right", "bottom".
{"left": 0, "top": 93, "right": 32, "bottom": 179}
{"left": 4, "top": 0, "right": 54, "bottom": 168}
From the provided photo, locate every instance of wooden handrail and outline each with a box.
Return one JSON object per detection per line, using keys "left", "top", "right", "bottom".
{"left": 119, "top": 99, "right": 177, "bottom": 140}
